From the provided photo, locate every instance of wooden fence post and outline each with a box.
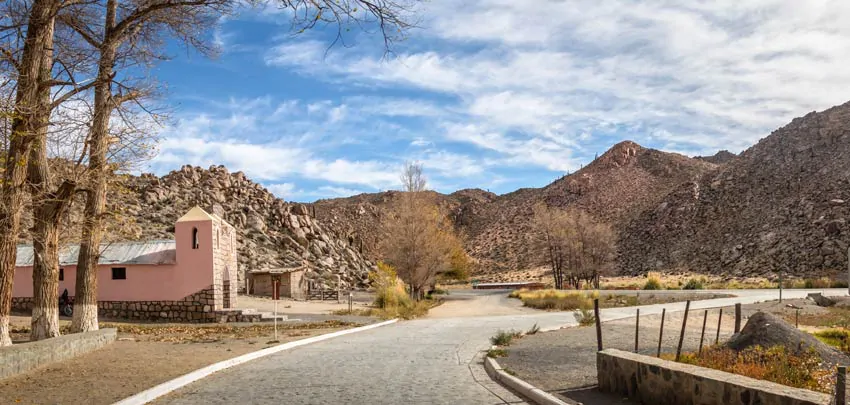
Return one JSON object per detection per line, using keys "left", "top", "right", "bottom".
{"left": 675, "top": 300, "right": 691, "bottom": 362}
{"left": 836, "top": 366, "right": 847, "bottom": 405}
{"left": 657, "top": 308, "right": 666, "bottom": 358}
{"left": 699, "top": 309, "right": 708, "bottom": 354}
{"left": 715, "top": 308, "right": 723, "bottom": 344}
{"left": 594, "top": 299, "right": 603, "bottom": 351}
{"left": 734, "top": 303, "right": 742, "bottom": 333}
{"left": 635, "top": 308, "right": 640, "bottom": 353}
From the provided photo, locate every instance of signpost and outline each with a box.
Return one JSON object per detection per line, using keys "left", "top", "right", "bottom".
{"left": 273, "top": 279, "right": 280, "bottom": 341}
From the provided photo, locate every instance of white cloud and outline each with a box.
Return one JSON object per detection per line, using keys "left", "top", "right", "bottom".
{"left": 262, "top": 0, "right": 850, "bottom": 159}
{"left": 266, "top": 182, "right": 297, "bottom": 199}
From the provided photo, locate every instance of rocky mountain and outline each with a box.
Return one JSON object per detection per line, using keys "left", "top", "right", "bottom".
{"left": 312, "top": 141, "right": 718, "bottom": 275}
{"left": 696, "top": 150, "right": 737, "bottom": 164}
{"left": 619, "top": 102, "right": 850, "bottom": 278}
{"left": 115, "top": 165, "right": 375, "bottom": 290}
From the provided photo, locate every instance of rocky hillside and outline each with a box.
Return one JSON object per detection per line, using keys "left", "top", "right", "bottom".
{"left": 116, "top": 165, "right": 374, "bottom": 289}
{"left": 620, "top": 102, "right": 850, "bottom": 278}
{"left": 312, "top": 141, "right": 718, "bottom": 274}
{"left": 462, "top": 141, "right": 717, "bottom": 273}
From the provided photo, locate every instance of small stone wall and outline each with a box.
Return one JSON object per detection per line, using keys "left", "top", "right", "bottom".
{"left": 0, "top": 329, "right": 117, "bottom": 381}
{"left": 597, "top": 349, "right": 831, "bottom": 405}
{"left": 11, "top": 286, "right": 261, "bottom": 323}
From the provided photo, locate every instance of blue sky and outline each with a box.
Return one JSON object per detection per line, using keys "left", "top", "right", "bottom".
{"left": 143, "top": 1, "right": 850, "bottom": 202}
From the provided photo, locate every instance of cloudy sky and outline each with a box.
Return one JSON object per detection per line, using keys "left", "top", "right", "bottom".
{"left": 147, "top": 0, "right": 850, "bottom": 202}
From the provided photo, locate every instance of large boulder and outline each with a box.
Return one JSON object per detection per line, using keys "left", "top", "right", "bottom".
{"left": 726, "top": 311, "right": 849, "bottom": 367}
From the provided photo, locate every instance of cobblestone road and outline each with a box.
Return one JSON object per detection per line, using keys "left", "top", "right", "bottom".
{"left": 157, "top": 289, "right": 845, "bottom": 405}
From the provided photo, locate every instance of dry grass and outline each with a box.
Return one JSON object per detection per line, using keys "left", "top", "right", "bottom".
{"left": 795, "top": 307, "right": 850, "bottom": 329}
{"left": 673, "top": 345, "right": 833, "bottom": 393}
{"left": 509, "top": 289, "right": 600, "bottom": 311}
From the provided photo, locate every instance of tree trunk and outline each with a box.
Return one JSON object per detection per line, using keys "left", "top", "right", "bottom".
{"left": 27, "top": 14, "right": 74, "bottom": 341}
{"left": 0, "top": 0, "right": 58, "bottom": 347}
{"left": 71, "top": 9, "right": 117, "bottom": 332}
{"left": 28, "top": 181, "right": 75, "bottom": 341}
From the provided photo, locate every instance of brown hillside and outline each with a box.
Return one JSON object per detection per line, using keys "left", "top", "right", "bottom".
{"left": 464, "top": 141, "right": 716, "bottom": 273}
{"left": 311, "top": 141, "right": 716, "bottom": 275}
{"left": 620, "top": 102, "right": 850, "bottom": 278}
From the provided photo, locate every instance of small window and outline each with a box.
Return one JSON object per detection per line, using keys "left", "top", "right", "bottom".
{"left": 59, "top": 268, "right": 64, "bottom": 281}
{"left": 216, "top": 229, "right": 220, "bottom": 248}
{"left": 192, "top": 227, "right": 199, "bottom": 249}
{"left": 111, "top": 267, "right": 127, "bottom": 280}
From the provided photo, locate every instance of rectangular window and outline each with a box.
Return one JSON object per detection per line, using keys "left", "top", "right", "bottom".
{"left": 111, "top": 267, "right": 127, "bottom": 280}
{"left": 59, "top": 268, "right": 64, "bottom": 281}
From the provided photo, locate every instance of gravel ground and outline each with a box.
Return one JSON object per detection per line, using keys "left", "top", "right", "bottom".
{"left": 498, "top": 305, "right": 743, "bottom": 404}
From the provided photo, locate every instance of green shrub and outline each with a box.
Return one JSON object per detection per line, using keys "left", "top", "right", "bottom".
{"left": 490, "top": 330, "right": 522, "bottom": 346}
{"left": 831, "top": 281, "right": 850, "bottom": 288}
{"left": 574, "top": 299, "right": 596, "bottom": 326}
{"left": 487, "top": 348, "right": 508, "bottom": 358}
{"left": 527, "top": 323, "right": 540, "bottom": 335}
{"left": 683, "top": 278, "right": 705, "bottom": 290}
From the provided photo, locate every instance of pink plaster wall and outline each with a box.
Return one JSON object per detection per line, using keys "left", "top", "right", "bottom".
{"left": 12, "top": 219, "right": 216, "bottom": 301}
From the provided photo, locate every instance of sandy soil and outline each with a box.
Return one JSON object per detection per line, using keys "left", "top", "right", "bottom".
{"left": 0, "top": 322, "right": 354, "bottom": 405}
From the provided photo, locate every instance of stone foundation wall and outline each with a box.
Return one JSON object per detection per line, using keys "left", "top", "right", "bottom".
{"left": 597, "top": 349, "right": 831, "bottom": 405}
{"left": 11, "top": 286, "right": 260, "bottom": 323}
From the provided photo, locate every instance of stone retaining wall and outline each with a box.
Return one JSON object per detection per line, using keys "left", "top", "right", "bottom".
{"left": 597, "top": 349, "right": 831, "bottom": 405}
{"left": 11, "top": 286, "right": 262, "bottom": 323}
{"left": 0, "top": 329, "right": 117, "bottom": 380}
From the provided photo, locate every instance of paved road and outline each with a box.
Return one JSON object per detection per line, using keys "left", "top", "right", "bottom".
{"left": 158, "top": 288, "right": 847, "bottom": 405}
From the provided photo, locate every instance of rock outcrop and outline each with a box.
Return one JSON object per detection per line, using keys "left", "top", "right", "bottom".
{"left": 620, "top": 102, "right": 850, "bottom": 278}
{"left": 727, "top": 312, "right": 849, "bottom": 367}
{"left": 118, "top": 165, "right": 374, "bottom": 290}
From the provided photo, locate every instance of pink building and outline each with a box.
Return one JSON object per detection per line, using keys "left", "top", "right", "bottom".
{"left": 11, "top": 206, "right": 259, "bottom": 322}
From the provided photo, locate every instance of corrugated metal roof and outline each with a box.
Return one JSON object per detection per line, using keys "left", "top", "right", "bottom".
{"left": 249, "top": 267, "right": 306, "bottom": 274}
{"left": 16, "top": 240, "right": 177, "bottom": 267}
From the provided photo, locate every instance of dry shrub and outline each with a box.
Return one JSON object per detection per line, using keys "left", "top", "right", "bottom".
{"left": 678, "top": 345, "right": 832, "bottom": 393}
{"left": 367, "top": 262, "right": 434, "bottom": 320}
{"left": 510, "top": 289, "right": 599, "bottom": 311}
{"left": 643, "top": 272, "right": 663, "bottom": 290}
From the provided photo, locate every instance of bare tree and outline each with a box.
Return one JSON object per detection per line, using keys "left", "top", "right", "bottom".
{"left": 532, "top": 204, "right": 616, "bottom": 289}
{"left": 63, "top": 0, "right": 421, "bottom": 332}
{"left": 0, "top": 0, "right": 422, "bottom": 343}
{"left": 0, "top": 0, "right": 72, "bottom": 346}
{"left": 381, "top": 163, "right": 461, "bottom": 299}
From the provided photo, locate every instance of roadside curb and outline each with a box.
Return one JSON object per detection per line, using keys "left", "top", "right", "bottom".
{"left": 112, "top": 319, "right": 399, "bottom": 405}
{"left": 484, "top": 355, "right": 570, "bottom": 405}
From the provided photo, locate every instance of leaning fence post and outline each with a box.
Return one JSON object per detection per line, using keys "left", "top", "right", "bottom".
{"left": 734, "top": 303, "right": 742, "bottom": 333}
{"left": 715, "top": 308, "right": 723, "bottom": 344}
{"left": 836, "top": 366, "right": 847, "bottom": 405}
{"left": 698, "top": 309, "right": 708, "bottom": 354}
{"left": 635, "top": 308, "right": 640, "bottom": 353}
{"left": 675, "top": 300, "right": 691, "bottom": 362}
{"left": 657, "top": 308, "right": 666, "bottom": 357}
{"left": 594, "top": 299, "right": 603, "bottom": 351}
